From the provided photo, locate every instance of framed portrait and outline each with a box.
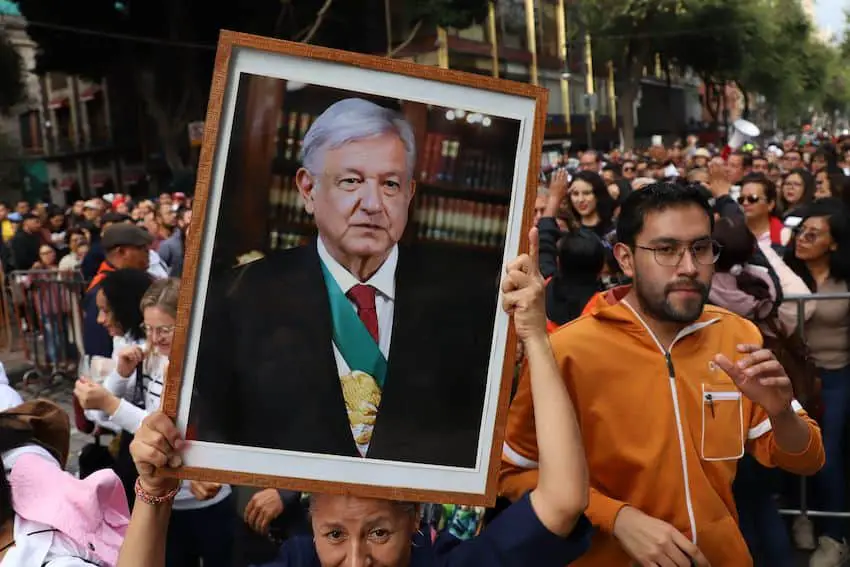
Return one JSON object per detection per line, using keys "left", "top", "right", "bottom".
{"left": 163, "top": 30, "right": 548, "bottom": 505}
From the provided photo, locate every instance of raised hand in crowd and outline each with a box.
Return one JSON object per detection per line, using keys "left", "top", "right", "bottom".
{"left": 707, "top": 157, "right": 731, "bottom": 198}
{"left": 74, "top": 376, "right": 120, "bottom": 415}
{"left": 715, "top": 344, "right": 810, "bottom": 453}
{"left": 502, "top": 226, "right": 588, "bottom": 536}
{"left": 543, "top": 168, "right": 570, "bottom": 219}
{"left": 117, "top": 344, "right": 146, "bottom": 378}
{"left": 244, "top": 488, "right": 285, "bottom": 535}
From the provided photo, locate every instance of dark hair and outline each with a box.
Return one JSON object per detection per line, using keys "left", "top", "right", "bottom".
{"left": 730, "top": 151, "right": 753, "bottom": 169}
{"left": 569, "top": 170, "right": 616, "bottom": 230}
{"left": 816, "top": 169, "right": 847, "bottom": 199}
{"left": 616, "top": 182, "right": 714, "bottom": 247}
{"left": 813, "top": 143, "right": 839, "bottom": 171}
{"left": 602, "top": 163, "right": 621, "bottom": 176}
{"left": 784, "top": 198, "right": 850, "bottom": 289}
{"left": 739, "top": 172, "right": 777, "bottom": 203}
{"left": 100, "top": 269, "right": 153, "bottom": 341}
{"left": 557, "top": 229, "right": 606, "bottom": 281}
{"left": 713, "top": 217, "right": 771, "bottom": 301}
{"left": 782, "top": 168, "right": 816, "bottom": 209}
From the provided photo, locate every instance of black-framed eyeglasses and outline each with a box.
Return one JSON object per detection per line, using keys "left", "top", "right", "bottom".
{"left": 635, "top": 239, "right": 723, "bottom": 267}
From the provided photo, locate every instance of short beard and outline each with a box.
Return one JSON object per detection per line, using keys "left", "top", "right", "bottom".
{"left": 634, "top": 272, "right": 709, "bottom": 324}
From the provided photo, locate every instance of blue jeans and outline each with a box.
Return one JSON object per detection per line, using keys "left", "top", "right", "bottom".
{"left": 42, "top": 314, "right": 67, "bottom": 364}
{"left": 165, "top": 495, "right": 235, "bottom": 567}
{"left": 734, "top": 454, "right": 794, "bottom": 567}
{"left": 812, "top": 365, "right": 850, "bottom": 541}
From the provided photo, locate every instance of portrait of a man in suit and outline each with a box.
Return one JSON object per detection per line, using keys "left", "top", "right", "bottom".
{"left": 190, "top": 97, "right": 499, "bottom": 468}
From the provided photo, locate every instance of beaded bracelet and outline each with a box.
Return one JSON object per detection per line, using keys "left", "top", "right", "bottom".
{"left": 134, "top": 477, "right": 179, "bottom": 505}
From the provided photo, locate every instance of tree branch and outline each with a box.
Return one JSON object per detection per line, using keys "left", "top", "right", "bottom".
{"left": 274, "top": 0, "right": 292, "bottom": 36}
{"left": 735, "top": 79, "right": 750, "bottom": 120}
{"left": 388, "top": 20, "right": 423, "bottom": 58}
{"left": 301, "top": 0, "right": 335, "bottom": 44}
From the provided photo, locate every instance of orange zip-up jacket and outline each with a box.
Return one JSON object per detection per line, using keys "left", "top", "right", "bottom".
{"left": 500, "top": 286, "right": 824, "bottom": 567}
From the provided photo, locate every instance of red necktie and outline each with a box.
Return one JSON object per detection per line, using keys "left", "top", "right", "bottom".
{"left": 347, "top": 284, "right": 380, "bottom": 344}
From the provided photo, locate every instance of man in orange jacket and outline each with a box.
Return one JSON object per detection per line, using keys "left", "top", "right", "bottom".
{"left": 500, "top": 182, "right": 824, "bottom": 567}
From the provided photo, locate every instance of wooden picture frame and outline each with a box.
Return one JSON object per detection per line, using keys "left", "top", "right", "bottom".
{"left": 162, "top": 30, "right": 548, "bottom": 506}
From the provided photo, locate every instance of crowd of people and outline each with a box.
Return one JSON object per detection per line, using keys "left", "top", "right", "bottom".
{"left": 0, "top": 129, "right": 843, "bottom": 566}
{"left": 523, "top": 131, "right": 850, "bottom": 567}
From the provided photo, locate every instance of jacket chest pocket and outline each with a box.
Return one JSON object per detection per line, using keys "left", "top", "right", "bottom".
{"left": 700, "top": 385, "right": 745, "bottom": 461}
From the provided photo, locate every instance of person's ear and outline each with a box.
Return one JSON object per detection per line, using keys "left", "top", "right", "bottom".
{"left": 614, "top": 242, "right": 635, "bottom": 278}
{"left": 295, "top": 168, "right": 317, "bottom": 215}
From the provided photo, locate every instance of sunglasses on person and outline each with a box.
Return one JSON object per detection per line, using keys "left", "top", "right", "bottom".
{"left": 737, "top": 195, "right": 764, "bottom": 205}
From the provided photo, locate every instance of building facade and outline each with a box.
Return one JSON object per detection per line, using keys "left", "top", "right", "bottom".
{"left": 0, "top": 2, "right": 146, "bottom": 206}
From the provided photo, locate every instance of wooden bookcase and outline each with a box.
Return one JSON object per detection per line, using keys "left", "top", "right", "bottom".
{"left": 218, "top": 75, "right": 519, "bottom": 267}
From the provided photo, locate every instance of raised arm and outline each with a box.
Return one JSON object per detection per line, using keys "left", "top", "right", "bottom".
{"left": 501, "top": 227, "right": 588, "bottom": 536}
{"left": 117, "top": 413, "right": 182, "bottom": 567}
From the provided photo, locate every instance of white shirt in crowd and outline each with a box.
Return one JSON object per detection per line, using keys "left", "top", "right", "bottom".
{"left": 90, "top": 336, "right": 231, "bottom": 510}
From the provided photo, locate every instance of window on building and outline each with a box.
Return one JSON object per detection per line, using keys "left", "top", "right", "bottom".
{"left": 536, "top": 0, "right": 559, "bottom": 60}
{"left": 496, "top": 0, "right": 528, "bottom": 50}
{"left": 17, "top": 111, "right": 42, "bottom": 151}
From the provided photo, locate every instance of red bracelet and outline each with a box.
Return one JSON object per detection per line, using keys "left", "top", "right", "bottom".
{"left": 134, "top": 477, "right": 179, "bottom": 505}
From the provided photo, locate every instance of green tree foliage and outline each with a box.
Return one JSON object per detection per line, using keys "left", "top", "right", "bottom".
{"left": 0, "top": 31, "right": 24, "bottom": 114}
{"left": 17, "top": 0, "right": 487, "bottom": 174}
{"left": 583, "top": 0, "right": 844, "bottom": 146}
{"left": 580, "top": 0, "right": 753, "bottom": 148}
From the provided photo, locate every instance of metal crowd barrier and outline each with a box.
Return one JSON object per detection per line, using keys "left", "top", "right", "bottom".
{"left": 775, "top": 291, "right": 850, "bottom": 520}
{"left": 7, "top": 269, "right": 87, "bottom": 392}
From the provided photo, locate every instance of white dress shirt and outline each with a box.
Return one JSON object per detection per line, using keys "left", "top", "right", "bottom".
{"left": 316, "top": 237, "right": 398, "bottom": 456}
{"left": 316, "top": 237, "right": 397, "bottom": 368}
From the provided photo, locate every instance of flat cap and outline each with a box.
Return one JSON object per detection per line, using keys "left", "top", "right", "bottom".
{"left": 101, "top": 223, "right": 153, "bottom": 250}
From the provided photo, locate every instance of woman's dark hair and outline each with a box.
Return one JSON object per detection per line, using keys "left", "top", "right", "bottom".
{"left": 813, "top": 143, "right": 839, "bottom": 172}
{"left": 568, "top": 170, "right": 616, "bottom": 231}
{"left": 616, "top": 182, "right": 714, "bottom": 247}
{"left": 783, "top": 198, "right": 850, "bottom": 290}
{"left": 713, "top": 217, "right": 771, "bottom": 301}
{"left": 100, "top": 269, "right": 153, "bottom": 341}
{"left": 782, "top": 168, "right": 816, "bottom": 211}
{"left": 819, "top": 170, "right": 848, "bottom": 199}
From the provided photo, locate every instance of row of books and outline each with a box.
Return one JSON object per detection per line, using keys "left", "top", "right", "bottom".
{"left": 265, "top": 175, "right": 508, "bottom": 250}
{"left": 419, "top": 133, "right": 514, "bottom": 194}
{"left": 414, "top": 194, "right": 508, "bottom": 250}
{"left": 268, "top": 175, "right": 311, "bottom": 227}
{"left": 269, "top": 231, "right": 310, "bottom": 251}
{"left": 275, "top": 111, "right": 318, "bottom": 164}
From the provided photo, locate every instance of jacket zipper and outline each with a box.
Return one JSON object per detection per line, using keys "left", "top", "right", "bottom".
{"left": 664, "top": 351, "right": 699, "bottom": 545}
{"left": 621, "top": 299, "right": 719, "bottom": 547}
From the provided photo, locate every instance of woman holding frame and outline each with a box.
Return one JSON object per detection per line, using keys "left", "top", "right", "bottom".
{"left": 115, "top": 227, "right": 591, "bottom": 567}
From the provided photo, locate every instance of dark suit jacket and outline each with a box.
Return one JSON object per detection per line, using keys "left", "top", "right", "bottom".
{"left": 190, "top": 241, "right": 498, "bottom": 468}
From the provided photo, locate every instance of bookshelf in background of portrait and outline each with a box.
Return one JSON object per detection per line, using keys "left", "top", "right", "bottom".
{"left": 263, "top": 83, "right": 518, "bottom": 257}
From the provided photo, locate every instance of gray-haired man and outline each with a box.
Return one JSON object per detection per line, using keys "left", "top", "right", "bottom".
{"left": 191, "top": 98, "right": 497, "bottom": 467}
